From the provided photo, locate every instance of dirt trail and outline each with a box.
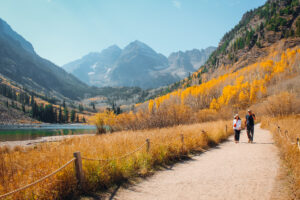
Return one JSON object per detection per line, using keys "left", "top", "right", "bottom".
{"left": 112, "top": 124, "right": 279, "bottom": 200}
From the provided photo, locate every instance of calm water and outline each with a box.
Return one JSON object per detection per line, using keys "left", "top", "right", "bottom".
{"left": 0, "top": 124, "right": 96, "bottom": 142}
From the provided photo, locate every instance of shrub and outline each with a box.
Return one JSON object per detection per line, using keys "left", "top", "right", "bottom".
{"left": 261, "top": 116, "right": 300, "bottom": 199}
{"left": 264, "top": 92, "right": 300, "bottom": 116}
{"left": 0, "top": 121, "right": 233, "bottom": 199}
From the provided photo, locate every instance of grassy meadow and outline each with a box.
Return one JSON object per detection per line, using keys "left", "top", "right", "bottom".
{"left": 1, "top": 44, "right": 299, "bottom": 200}
{"left": 0, "top": 120, "right": 232, "bottom": 199}
{"left": 261, "top": 115, "right": 300, "bottom": 199}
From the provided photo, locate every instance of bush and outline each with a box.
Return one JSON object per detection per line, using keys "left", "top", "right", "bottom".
{"left": 92, "top": 111, "right": 116, "bottom": 133}
{"left": 261, "top": 116, "right": 300, "bottom": 199}
{"left": 264, "top": 92, "right": 300, "bottom": 116}
{"left": 0, "top": 121, "right": 233, "bottom": 199}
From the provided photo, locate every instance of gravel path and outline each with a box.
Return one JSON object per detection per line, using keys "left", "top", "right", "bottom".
{"left": 112, "top": 124, "right": 279, "bottom": 200}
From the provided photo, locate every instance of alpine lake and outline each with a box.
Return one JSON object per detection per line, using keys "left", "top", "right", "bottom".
{"left": 0, "top": 124, "right": 96, "bottom": 142}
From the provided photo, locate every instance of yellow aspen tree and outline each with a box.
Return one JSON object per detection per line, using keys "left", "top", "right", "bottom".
{"left": 155, "top": 98, "right": 161, "bottom": 109}
{"left": 209, "top": 98, "right": 220, "bottom": 110}
{"left": 148, "top": 99, "right": 154, "bottom": 113}
{"left": 238, "top": 91, "right": 248, "bottom": 104}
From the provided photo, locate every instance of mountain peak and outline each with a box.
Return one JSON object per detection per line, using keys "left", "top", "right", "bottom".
{"left": 127, "top": 40, "right": 152, "bottom": 49}
{"left": 132, "top": 40, "right": 145, "bottom": 45}
{"left": 121, "top": 40, "right": 158, "bottom": 58}
{"left": 100, "top": 45, "right": 122, "bottom": 55}
{"left": 103, "top": 44, "right": 121, "bottom": 51}
{"left": 63, "top": 39, "right": 215, "bottom": 89}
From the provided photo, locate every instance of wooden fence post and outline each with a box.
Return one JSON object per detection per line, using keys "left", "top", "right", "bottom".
{"left": 284, "top": 130, "right": 288, "bottom": 140}
{"left": 146, "top": 139, "right": 150, "bottom": 153}
{"left": 73, "top": 152, "right": 84, "bottom": 188}
{"left": 277, "top": 126, "right": 281, "bottom": 137}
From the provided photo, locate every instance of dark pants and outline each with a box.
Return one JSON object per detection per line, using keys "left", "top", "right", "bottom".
{"left": 247, "top": 126, "right": 254, "bottom": 141}
{"left": 234, "top": 130, "right": 241, "bottom": 141}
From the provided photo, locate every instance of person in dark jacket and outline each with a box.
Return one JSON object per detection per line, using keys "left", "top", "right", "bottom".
{"left": 245, "top": 109, "right": 256, "bottom": 143}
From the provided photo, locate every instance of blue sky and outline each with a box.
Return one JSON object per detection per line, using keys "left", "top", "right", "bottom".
{"left": 0, "top": 0, "right": 266, "bottom": 66}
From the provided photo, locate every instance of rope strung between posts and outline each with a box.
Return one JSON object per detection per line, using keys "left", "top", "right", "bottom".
{"left": 82, "top": 142, "right": 147, "bottom": 162}
{"left": 297, "top": 138, "right": 300, "bottom": 151}
{"left": 0, "top": 130, "right": 212, "bottom": 198}
{"left": 284, "top": 130, "right": 296, "bottom": 145}
{"left": 0, "top": 158, "right": 76, "bottom": 199}
{"left": 276, "top": 124, "right": 298, "bottom": 146}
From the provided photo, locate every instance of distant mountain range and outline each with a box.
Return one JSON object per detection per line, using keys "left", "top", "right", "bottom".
{"left": 63, "top": 41, "right": 216, "bottom": 89}
{"left": 0, "top": 18, "right": 148, "bottom": 101}
{"left": 0, "top": 16, "right": 215, "bottom": 101}
{"left": 0, "top": 18, "right": 93, "bottom": 99}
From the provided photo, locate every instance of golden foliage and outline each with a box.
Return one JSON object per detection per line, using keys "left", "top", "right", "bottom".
{"left": 261, "top": 116, "right": 300, "bottom": 199}
{"left": 0, "top": 121, "right": 232, "bottom": 199}
{"left": 91, "top": 110, "right": 116, "bottom": 133}
{"left": 96, "top": 47, "right": 300, "bottom": 131}
{"left": 148, "top": 99, "right": 154, "bottom": 113}
{"left": 264, "top": 92, "right": 300, "bottom": 117}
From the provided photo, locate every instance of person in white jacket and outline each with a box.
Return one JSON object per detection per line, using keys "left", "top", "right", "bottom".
{"left": 233, "top": 114, "right": 242, "bottom": 143}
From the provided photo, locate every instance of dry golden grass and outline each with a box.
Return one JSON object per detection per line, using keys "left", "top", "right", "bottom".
{"left": 0, "top": 120, "right": 232, "bottom": 200}
{"left": 263, "top": 92, "right": 300, "bottom": 117}
{"left": 261, "top": 115, "right": 300, "bottom": 199}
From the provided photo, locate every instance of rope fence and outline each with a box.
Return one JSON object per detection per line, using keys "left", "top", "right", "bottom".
{"left": 276, "top": 125, "right": 299, "bottom": 149}
{"left": 0, "top": 158, "right": 75, "bottom": 199}
{"left": 81, "top": 141, "right": 148, "bottom": 162}
{"left": 0, "top": 127, "right": 214, "bottom": 199}
{"left": 3, "top": 123, "right": 296, "bottom": 199}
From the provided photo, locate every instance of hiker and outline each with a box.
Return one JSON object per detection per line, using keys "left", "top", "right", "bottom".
{"left": 245, "top": 109, "right": 256, "bottom": 143}
{"left": 233, "top": 114, "right": 242, "bottom": 143}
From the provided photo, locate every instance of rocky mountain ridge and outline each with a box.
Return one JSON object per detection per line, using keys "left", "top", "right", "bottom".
{"left": 178, "top": 0, "right": 300, "bottom": 88}
{"left": 63, "top": 41, "right": 216, "bottom": 89}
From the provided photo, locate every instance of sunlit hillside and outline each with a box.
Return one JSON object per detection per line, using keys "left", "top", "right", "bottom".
{"left": 94, "top": 41, "right": 300, "bottom": 132}
{"left": 1, "top": 0, "right": 300, "bottom": 199}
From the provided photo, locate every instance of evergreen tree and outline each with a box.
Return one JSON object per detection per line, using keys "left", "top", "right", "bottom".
{"left": 54, "top": 109, "right": 58, "bottom": 123}
{"left": 70, "top": 109, "right": 76, "bottom": 123}
{"left": 91, "top": 102, "right": 96, "bottom": 111}
{"left": 82, "top": 116, "right": 86, "bottom": 123}
{"left": 58, "top": 107, "right": 63, "bottom": 123}
{"left": 22, "top": 104, "right": 25, "bottom": 113}
{"left": 78, "top": 104, "right": 84, "bottom": 112}
{"left": 30, "top": 95, "right": 35, "bottom": 106}
{"left": 44, "top": 104, "right": 56, "bottom": 123}
{"left": 116, "top": 106, "right": 121, "bottom": 114}
{"left": 38, "top": 104, "right": 45, "bottom": 121}
{"left": 29, "top": 103, "right": 58, "bottom": 123}
{"left": 62, "top": 100, "right": 66, "bottom": 108}
{"left": 63, "top": 107, "right": 69, "bottom": 123}
{"left": 112, "top": 102, "right": 116, "bottom": 112}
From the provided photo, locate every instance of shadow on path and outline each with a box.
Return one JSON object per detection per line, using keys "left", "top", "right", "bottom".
{"left": 108, "top": 184, "right": 121, "bottom": 200}
{"left": 238, "top": 142, "right": 274, "bottom": 144}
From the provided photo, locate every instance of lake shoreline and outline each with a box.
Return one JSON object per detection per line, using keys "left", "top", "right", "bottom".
{"left": 0, "top": 123, "right": 96, "bottom": 130}
{"left": 0, "top": 124, "right": 97, "bottom": 146}
{"left": 0, "top": 133, "right": 95, "bottom": 148}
